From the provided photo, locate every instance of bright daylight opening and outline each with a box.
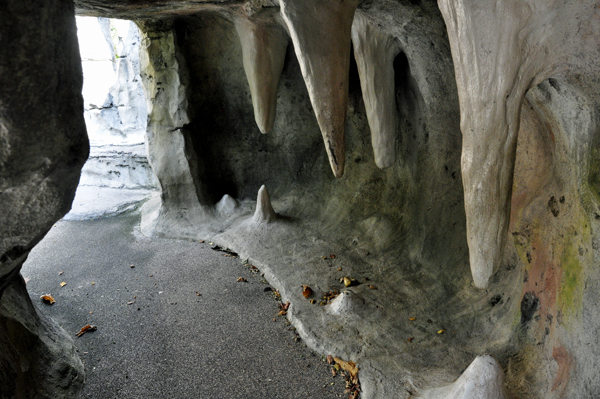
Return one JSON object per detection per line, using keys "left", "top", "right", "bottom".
{"left": 66, "top": 17, "right": 158, "bottom": 221}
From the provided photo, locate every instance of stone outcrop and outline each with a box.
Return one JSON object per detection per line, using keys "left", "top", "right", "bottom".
{"left": 252, "top": 185, "right": 276, "bottom": 223}
{"left": 0, "top": 0, "right": 88, "bottom": 396}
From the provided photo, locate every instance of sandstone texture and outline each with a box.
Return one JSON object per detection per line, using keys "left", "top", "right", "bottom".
{"left": 0, "top": 0, "right": 87, "bottom": 396}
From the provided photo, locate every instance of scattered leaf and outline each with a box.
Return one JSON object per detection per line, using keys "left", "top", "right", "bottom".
{"left": 337, "top": 268, "right": 342, "bottom": 271}
{"left": 91, "top": 282, "right": 96, "bottom": 285}
{"left": 76, "top": 324, "right": 97, "bottom": 337}
{"left": 408, "top": 337, "right": 413, "bottom": 342}
{"left": 321, "top": 256, "right": 327, "bottom": 260}
{"left": 437, "top": 329, "right": 446, "bottom": 334}
{"left": 272, "top": 318, "right": 276, "bottom": 322}
{"left": 333, "top": 357, "right": 358, "bottom": 380}
{"left": 195, "top": 292, "right": 202, "bottom": 296}
{"left": 331, "top": 368, "right": 337, "bottom": 377}
{"left": 330, "top": 254, "right": 336, "bottom": 259}
{"left": 278, "top": 310, "right": 288, "bottom": 316}
{"left": 342, "top": 277, "right": 359, "bottom": 287}
{"left": 302, "top": 285, "right": 313, "bottom": 298}
{"left": 59, "top": 271, "right": 63, "bottom": 275}
{"left": 60, "top": 282, "right": 67, "bottom": 287}
{"left": 199, "top": 240, "right": 205, "bottom": 243}
{"left": 127, "top": 300, "right": 136, "bottom": 305}
{"left": 40, "top": 295, "right": 56, "bottom": 304}
{"left": 326, "top": 355, "right": 335, "bottom": 365}
{"left": 409, "top": 317, "right": 416, "bottom": 321}
{"left": 130, "top": 264, "right": 135, "bottom": 268}
{"left": 89, "top": 311, "right": 93, "bottom": 314}
{"left": 280, "top": 301, "right": 290, "bottom": 311}
{"left": 368, "top": 284, "right": 377, "bottom": 290}
{"left": 237, "top": 277, "right": 248, "bottom": 282}
{"left": 310, "top": 299, "right": 316, "bottom": 304}
{"left": 149, "top": 274, "right": 153, "bottom": 277}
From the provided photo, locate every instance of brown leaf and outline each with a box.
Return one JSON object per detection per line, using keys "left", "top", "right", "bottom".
{"left": 40, "top": 295, "right": 56, "bottom": 305}
{"left": 279, "top": 301, "right": 290, "bottom": 311}
{"left": 407, "top": 337, "right": 413, "bottom": 342}
{"left": 59, "top": 271, "right": 64, "bottom": 275}
{"left": 409, "top": 317, "right": 416, "bottom": 321}
{"left": 237, "top": 277, "right": 248, "bottom": 282}
{"left": 278, "top": 310, "right": 288, "bottom": 316}
{"left": 368, "top": 284, "right": 377, "bottom": 290}
{"left": 331, "top": 368, "right": 337, "bottom": 377}
{"left": 333, "top": 357, "right": 358, "bottom": 380}
{"left": 329, "top": 254, "right": 336, "bottom": 259}
{"left": 337, "top": 268, "right": 342, "bottom": 271}
{"left": 309, "top": 299, "right": 316, "bottom": 304}
{"left": 302, "top": 285, "right": 313, "bottom": 298}
{"left": 326, "top": 355, "right": 335, "bottom": 365}
{"left": 195, "top": 291, "right": 202, "bottom": 296}
{"left": 76, "top": 324, "right": 97, "bottom": 337}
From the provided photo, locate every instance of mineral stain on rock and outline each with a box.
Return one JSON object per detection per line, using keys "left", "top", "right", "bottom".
{"left": 520, "top": 291, "right": 540, "bottom": 325}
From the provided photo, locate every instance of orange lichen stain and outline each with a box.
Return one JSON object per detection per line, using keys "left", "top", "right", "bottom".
{"left": 551, "top": 345, "right": 572, "bottom": 393}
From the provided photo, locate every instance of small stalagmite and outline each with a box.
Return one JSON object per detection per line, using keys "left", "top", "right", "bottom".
{"left": 252, "top": 185, "right": 277, "bottom": 223}
{"left": 419, "top": 355, "right": 506, "bottom": 399}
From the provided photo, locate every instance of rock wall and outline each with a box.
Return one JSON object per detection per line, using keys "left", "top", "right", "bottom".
{"left": 0, "top": 0, "right": 88, "bottom": 396}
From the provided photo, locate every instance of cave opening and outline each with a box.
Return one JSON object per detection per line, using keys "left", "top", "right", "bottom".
{"left": 66, "top": 16, "right": 158, "bottom": 221}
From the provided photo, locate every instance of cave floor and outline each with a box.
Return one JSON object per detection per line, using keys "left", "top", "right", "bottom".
{"left": 21, "top": 213, "right": 346, "bottom": 399}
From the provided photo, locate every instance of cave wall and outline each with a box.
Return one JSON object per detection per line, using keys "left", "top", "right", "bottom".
{"left": 0, "top": 0, "right": 88, "bottom": 396}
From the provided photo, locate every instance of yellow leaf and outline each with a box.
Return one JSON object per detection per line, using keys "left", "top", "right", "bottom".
{"left": 40, "top": 295, "right": 56, "bottom": 304}
{"left": 437, "top": 329, "right": 446, "bottom": 334}
{"left": 409, "top": 317, "right": 416, "bottom": 321}
{"left": 60, "top": 282, "right": 66, "bottom": 287}
{"left": 333, "top": 357, "right": 358, "bottom": 380}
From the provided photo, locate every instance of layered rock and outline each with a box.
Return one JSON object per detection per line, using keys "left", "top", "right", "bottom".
{"left": 0, "top": 0, "right": 87, "bottom": 396}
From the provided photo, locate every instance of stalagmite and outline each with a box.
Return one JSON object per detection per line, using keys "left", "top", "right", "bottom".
{"left": 253, "top": 185, "right": 277, "bottom": 223}
{"left": 234, "top": 13, "right": 288, "bottom": 134}
{"left": 279, "top": 0, "right": 361, "bottom": 178}
{"left": 419, "top": 356, "right": 506, "bottom": 399}
{"left": 351, "top": 11, "right": 401, "bottom": 169}
{"left": 216, "top": 194, "right": 238, "bottom": 217}
{"left": 437, "top": 0, "right": 599, "bottom": 288}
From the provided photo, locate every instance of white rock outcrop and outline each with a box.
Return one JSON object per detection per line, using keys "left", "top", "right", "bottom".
{"left": 419, "top": 355, "right": 507, "bottom": 399}
{"left": 438, "top": 0, "right": 600, "bottom": 288}
{"left": 252, "top": 185, "right": 277, "bottom": 224}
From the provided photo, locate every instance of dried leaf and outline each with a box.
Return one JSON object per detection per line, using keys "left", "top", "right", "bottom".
{"left": 337, "top": 268, "right": 342, "bottom": 271}
{"left": 60, "top": 282, "right": 66, "bottom": 287}
{"left": 59, "top": 271, "right": 64, "bottom": 275}
{"left": 333, "top": 357, "right": 358, "bottom": 380}
{"left": 130, "top": 264, "right": 135, "bottom": 268}
{"left": 329, "top": 254, "right": 336, "bottom": 259}
{"left": 310, "top": 299, "right": 316, "bottom": 304}
{"left": 368, "top": 284, "right": 377, "bottom": 290}
{"left": 76, "top": 324, "right": 97, "bottom": 337}
{"left": 407, "top": 337, "right": 413, "bottom": 342}
{"left": 278, "top": 310, "right": 288, "bottom": 316}
{"left": 321, "top": 256, "right": 327, "bottom": 260}
{"left": 279, "top": 301, "right": 290, "bottom": 311}
{"left": 195, "top": 291, "right": 202, "bottom": 296}
{"left": 409, "top": 317, "right": 416, "bottom": 321}
{"left": 40, "top": 295, "right": 56, "bottom": 304}
{"left": 199, "top": 240, "right": 205, "bottom": 243}
{"left": 331, "top": 368, "right": 337, "bottom": 377}
{"left": 326, "top": 355, "right": 335, "bottom": 365}
{"left": 237, "top": 277, "right": 248, "bottom": 282}
{"left": 91, "top": 282, "right": 96, "bottom": 285}
{"left": 127, "top": 300, "right": 136, "bottom": 305}
{"left": 437, "top": 329, "right": 446, "bottom": 334}
{"left": 302, "top": 285, "right": 313, "bottom": 298}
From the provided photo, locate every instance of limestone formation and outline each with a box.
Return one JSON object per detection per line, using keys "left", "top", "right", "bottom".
{"left": 216, "top": 194, "right": 239, "bottom": 217}
{"left": 279, "top": 0, "right": 361, "bottom": 178}
{"left": 437, "top": 0, "right": 600, "bottom": 288}
{"left": 352, "top": 11, "right": 401, "bottom": 169}
{"left": 252, "top": 185, "right": 276, "bottom": 224}
{"left": 419, "top": 356, "right": 506, "bottom": 399}
{"left": 138, "top": 21, "right": 213, "bottom": 239}
{"left": 0, "top": 0, "right": 87, "bottom": 396}
{"left": 234, "top": 11, "right": 288, "bottom": 134}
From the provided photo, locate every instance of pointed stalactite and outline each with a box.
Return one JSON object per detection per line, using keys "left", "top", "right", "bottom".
{"left": 234, "top": 14, "right": 288, "bottom": 134}
{"left": 279, "top": 0, "right": 361, "bottom": 178}
{"left": 253, "top": 185, "right": 277, "bottom": 223}
{"left": 351, "top": 12, "right": 401, "bottom": 169}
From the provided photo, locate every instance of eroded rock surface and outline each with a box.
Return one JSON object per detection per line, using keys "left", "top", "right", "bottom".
{"left": 0, "top": 0, "right": 87, "bottom": 396}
